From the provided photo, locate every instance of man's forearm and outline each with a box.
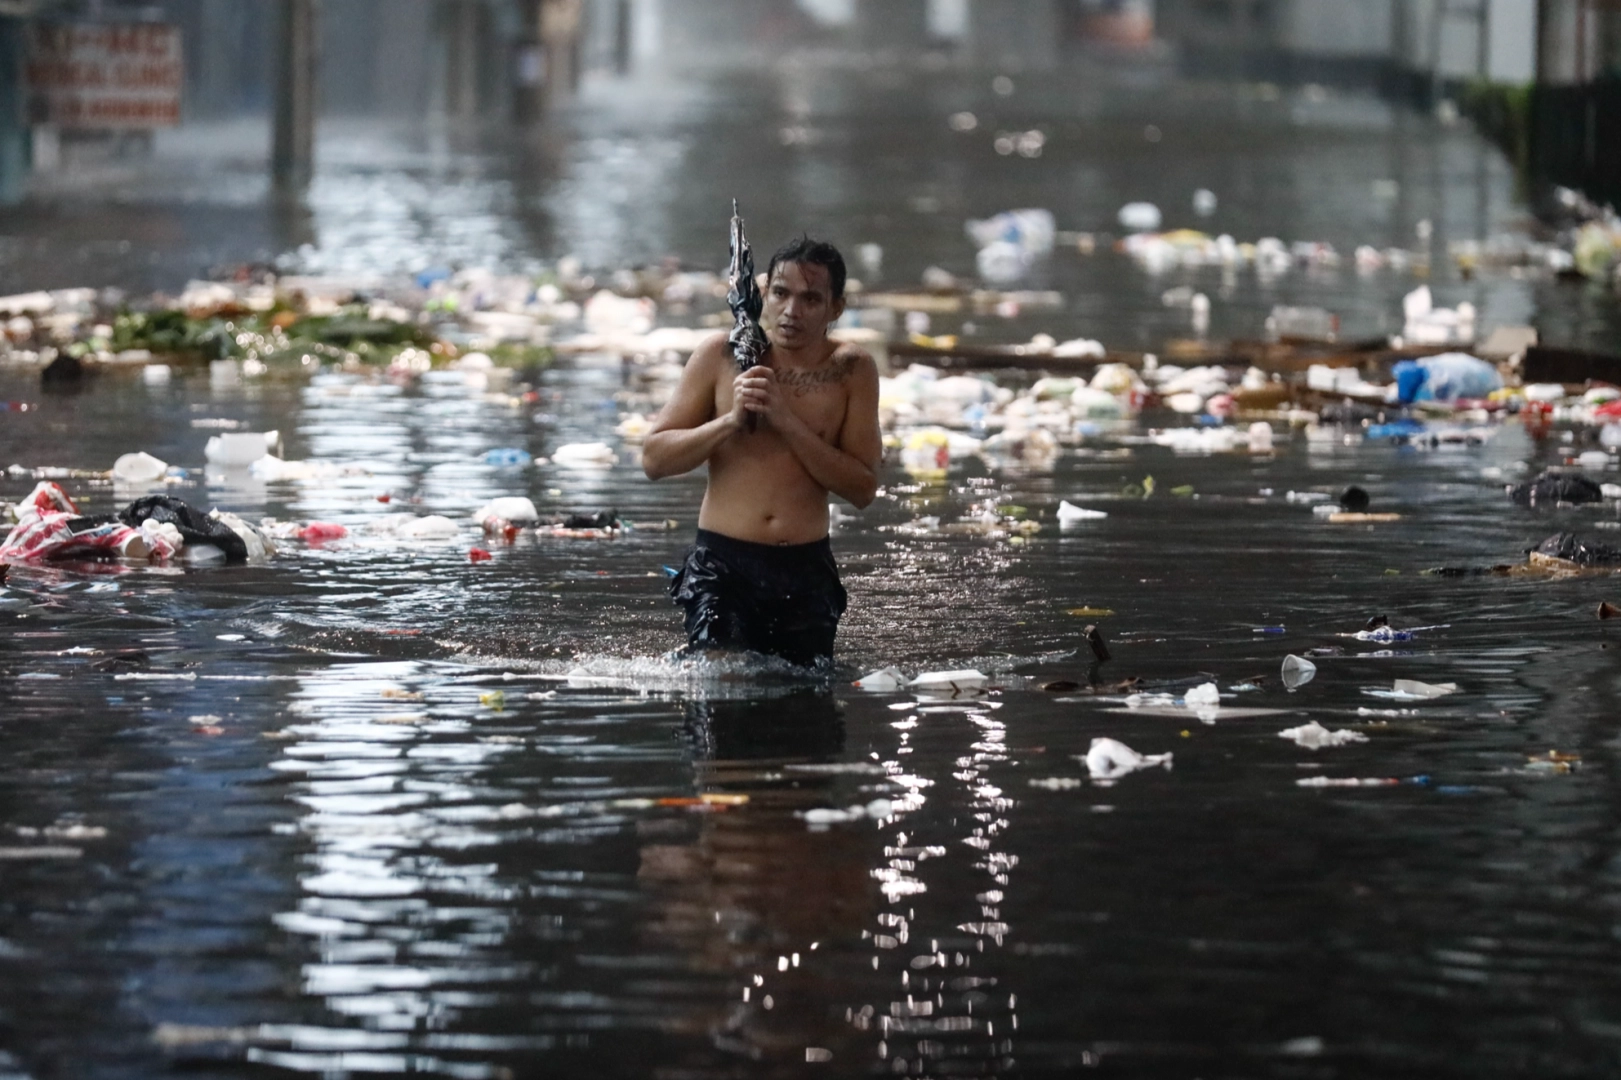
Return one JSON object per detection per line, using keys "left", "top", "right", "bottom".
{"left": 642, "top": 415, "right": 739, "bottom": 480}
{"left": 775, "top": 417, "right": 878, "bottom": 507}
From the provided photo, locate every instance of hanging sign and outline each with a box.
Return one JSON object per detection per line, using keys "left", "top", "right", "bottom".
{"left": 26, "top": 23, "right": 184, "bottom": 130}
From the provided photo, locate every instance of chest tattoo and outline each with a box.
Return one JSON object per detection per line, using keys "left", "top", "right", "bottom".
{"left": 776, "top": 356, "right": 854, "bottom": 397}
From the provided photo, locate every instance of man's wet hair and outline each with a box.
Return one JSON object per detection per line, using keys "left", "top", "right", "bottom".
{"left": 767, "top": 236, "right": 847, "bottom": 301}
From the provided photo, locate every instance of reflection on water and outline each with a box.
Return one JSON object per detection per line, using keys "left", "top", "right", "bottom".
{"left": 257, "top": 669, "right": 1027, "bottom": 1075}
{"left": 7, "top": 345, "right": 1621, "bottom": 1075}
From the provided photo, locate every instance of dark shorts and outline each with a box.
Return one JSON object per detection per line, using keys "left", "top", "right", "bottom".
{"left": 669, "top": 529, "right": 848, "bottom": 667}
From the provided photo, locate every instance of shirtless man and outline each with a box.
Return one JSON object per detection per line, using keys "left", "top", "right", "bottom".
{"left": 642, "top": 237, "right": 882, "bottom": 666}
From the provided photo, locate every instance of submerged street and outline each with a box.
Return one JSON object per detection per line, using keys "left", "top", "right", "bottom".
{"left": 3, "top": 20, "right": 1621, "bottom": 1080}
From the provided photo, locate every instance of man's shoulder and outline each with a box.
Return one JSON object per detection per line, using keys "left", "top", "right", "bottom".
{"left": 692, "top": 331, "right": 733, "bottom": 361}
{"left": 682, "top": 332, "right": 735, "bottom": 375}
{"left": 829, "top": 340, "right": 878, "bottom": 379}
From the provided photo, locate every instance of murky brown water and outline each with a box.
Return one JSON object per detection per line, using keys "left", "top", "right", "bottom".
{"left": 3, "top": 60, "right": 1621, "bottom": 1080}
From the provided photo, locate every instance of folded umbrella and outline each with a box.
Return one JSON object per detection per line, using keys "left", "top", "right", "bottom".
{"left": 727, "top": 199, "right": 770, "bottom": 433}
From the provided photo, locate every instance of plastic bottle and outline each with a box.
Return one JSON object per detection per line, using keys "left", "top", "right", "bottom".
{"left": 113, "top": 452, "right": 168, "bottom": 484}
{"left": 1578, "top": 450, "right": 1609, "bottom": 470}
{"left": 298, "top": 522, "right": 349, "bottom": 542}
{"left": 1117, "top": 202, "right": 1162, "bottom": 232}
{"left": 205, "top": 431, "right": 276, "bottom": 468}
{"left": 1184, "top": 682, "right": 1221, "bottom": 706}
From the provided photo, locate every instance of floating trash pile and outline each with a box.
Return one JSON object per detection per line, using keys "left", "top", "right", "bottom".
{"left": 4, "top": 186, "right": 1621, "bottom": 562}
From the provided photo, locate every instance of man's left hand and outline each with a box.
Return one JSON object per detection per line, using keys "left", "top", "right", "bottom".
{"left": 735, "top": 365, "right": 789, "bottom": 429}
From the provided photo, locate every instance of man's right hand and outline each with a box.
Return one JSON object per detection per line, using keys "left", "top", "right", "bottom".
{"left": 731, "top": 365, "right": 776, "bottom": 429}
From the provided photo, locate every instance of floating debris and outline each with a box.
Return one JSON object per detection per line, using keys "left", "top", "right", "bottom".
{"left": 1279, "top": 721, "right": 1368, "bottom": 749}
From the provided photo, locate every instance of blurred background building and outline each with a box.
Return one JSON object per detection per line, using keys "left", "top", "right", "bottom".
{"left": 0, "top": 0, "right": 1615, "bottom": 205}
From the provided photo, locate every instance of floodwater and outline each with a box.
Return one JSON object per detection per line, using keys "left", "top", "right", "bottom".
{"left": 4, "top": 59, "right": 1621, "bottom": 1080}
{"left": 6, "top": 59, "right": 1620, "bottom": 351}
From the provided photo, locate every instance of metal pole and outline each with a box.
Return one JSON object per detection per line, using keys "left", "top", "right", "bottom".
{"left": 1576, "top": 0, "right": 1587, "bottom": 80}
{"left": 1429, "top": 0, "right": 1445, "bottom": 106}
{"left": 1390, "top": 0, "right": 1409, "bottom": 99}
{"left": 540, "top": 0, "right": 583, "bottom": 107}
{"left": 613, "top": 0, "right": 632, "bottom": 75}
{"left": 449, "top": 0, "right": 479, "bottom": 120}
{"left": 1535, "top": 0, "right": 1551, "bottom": 82}
{"left": 0, "top": 16, "right": 25, "bottom": 207}
{"left": 514, "top": 2, "right": 543, "bottom": 124}
{"left": 272, "top": 0, "right": 317, "bottom": 190}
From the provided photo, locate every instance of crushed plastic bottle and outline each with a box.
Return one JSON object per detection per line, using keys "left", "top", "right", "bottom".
{"left": 249, "top": 456, "right": 343, "bottom": 482}
{"left": 1056, "top": 500, "right": 1107, "bottom": 524}
{"left": 551, "top": 442, "right": 616, "bottom": 467}
{"left": 1392, "top": 353, "right": 1501, "bottom": 403}
{"left": 113, "top": 452, "right": 168, "bottom": 484}
{"left": 975, "top": 241, "right": 1029, "bottom": 284}
{"left": 205, "top": 431, "right": 277, "bottom": 468}
{"left": 482, "top": 448, "right": 533, "bottom": 467}
{"left": 802, "top": 798, "right": 896, "bottom": 826}
{"left": 297, "top": 522, "right": 348, "bottom": 543}
{"left": 1184, "top": 682, "right": 1220, "bottom": 706}
{"left": 1278, "top": 721, "right": 1367, "bottom": 749}
{"left": 1352, "top": 621, "right": 1447, "bottom": 642}
{"left": 1267, "top": 305, "right": 1338, "bottom": 342}
{"left": 1084, "top": 737, "right": 1172, "bottom": 781}
{"left": 1117, "top": 202, "right": 1162, "bottom": 232}
{"left": 371, "top": 515, "right": 461, "bottom": 541}
{"left": 475, "top": 497, "right": 540, "bottom": 533}
{"left": 855, "top": 667, "right": 907, "bottom": 691}
{"left": 964, "top": 209, "right": 1056, "bottom": 255}
{"left": 1364, "top": 678, "right": 1458, "bottom": 701}
{"left": 909, "top": 669, "right": 989, "bottom": 693}
{"left": 1297, "top": 776, "right": 1399, "bottom": 788}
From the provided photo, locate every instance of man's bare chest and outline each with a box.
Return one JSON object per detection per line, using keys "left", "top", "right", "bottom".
{"left": 777, "top": 363, "right": 851, "bottom": 424}
{"left": 718, "top": 357, "right": 853, "bottom": 436}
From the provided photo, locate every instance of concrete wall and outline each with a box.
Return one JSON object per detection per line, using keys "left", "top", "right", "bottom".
{"left": 858, "top": 0, "right": 930, "bottom": 43}
{"left": 1537, "top": 0, "right": 1621, "bottom": 83}
{"left": 1487, "top": 0, "right": 1535, "bottom": 82}
{"left": 323, "top": 0, "right": 439, "bottom": 117}
{"left": 1162, "top": 0, "right": 1535, "bottom": 87}
{"left": 966, "top": 0, "right": 1059, "bottom": 68}
{"left": 656, "top": 0, "right": 810, "bottom": 60}
{"left": 1282, "top": 0, "right": 1531, "bottom": 82}
{"left": 1276, "top": 0, "right": 1390, "bottom": 57}
{"left": 631, "top": 0, "right": 663, "bottom": 64}
{"left": 1407, "top": 0, "right": 1534, "bottom": 82}
{"left": 166, "top": 0, "right": 275, "bottom": 118}
{"left": 927, "top": 0, "right": 970, "bottom": 40}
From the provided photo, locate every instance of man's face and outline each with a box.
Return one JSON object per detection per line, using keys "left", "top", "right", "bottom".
{"left": 761, "top": 261, "right": 844, "bottom": 351}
